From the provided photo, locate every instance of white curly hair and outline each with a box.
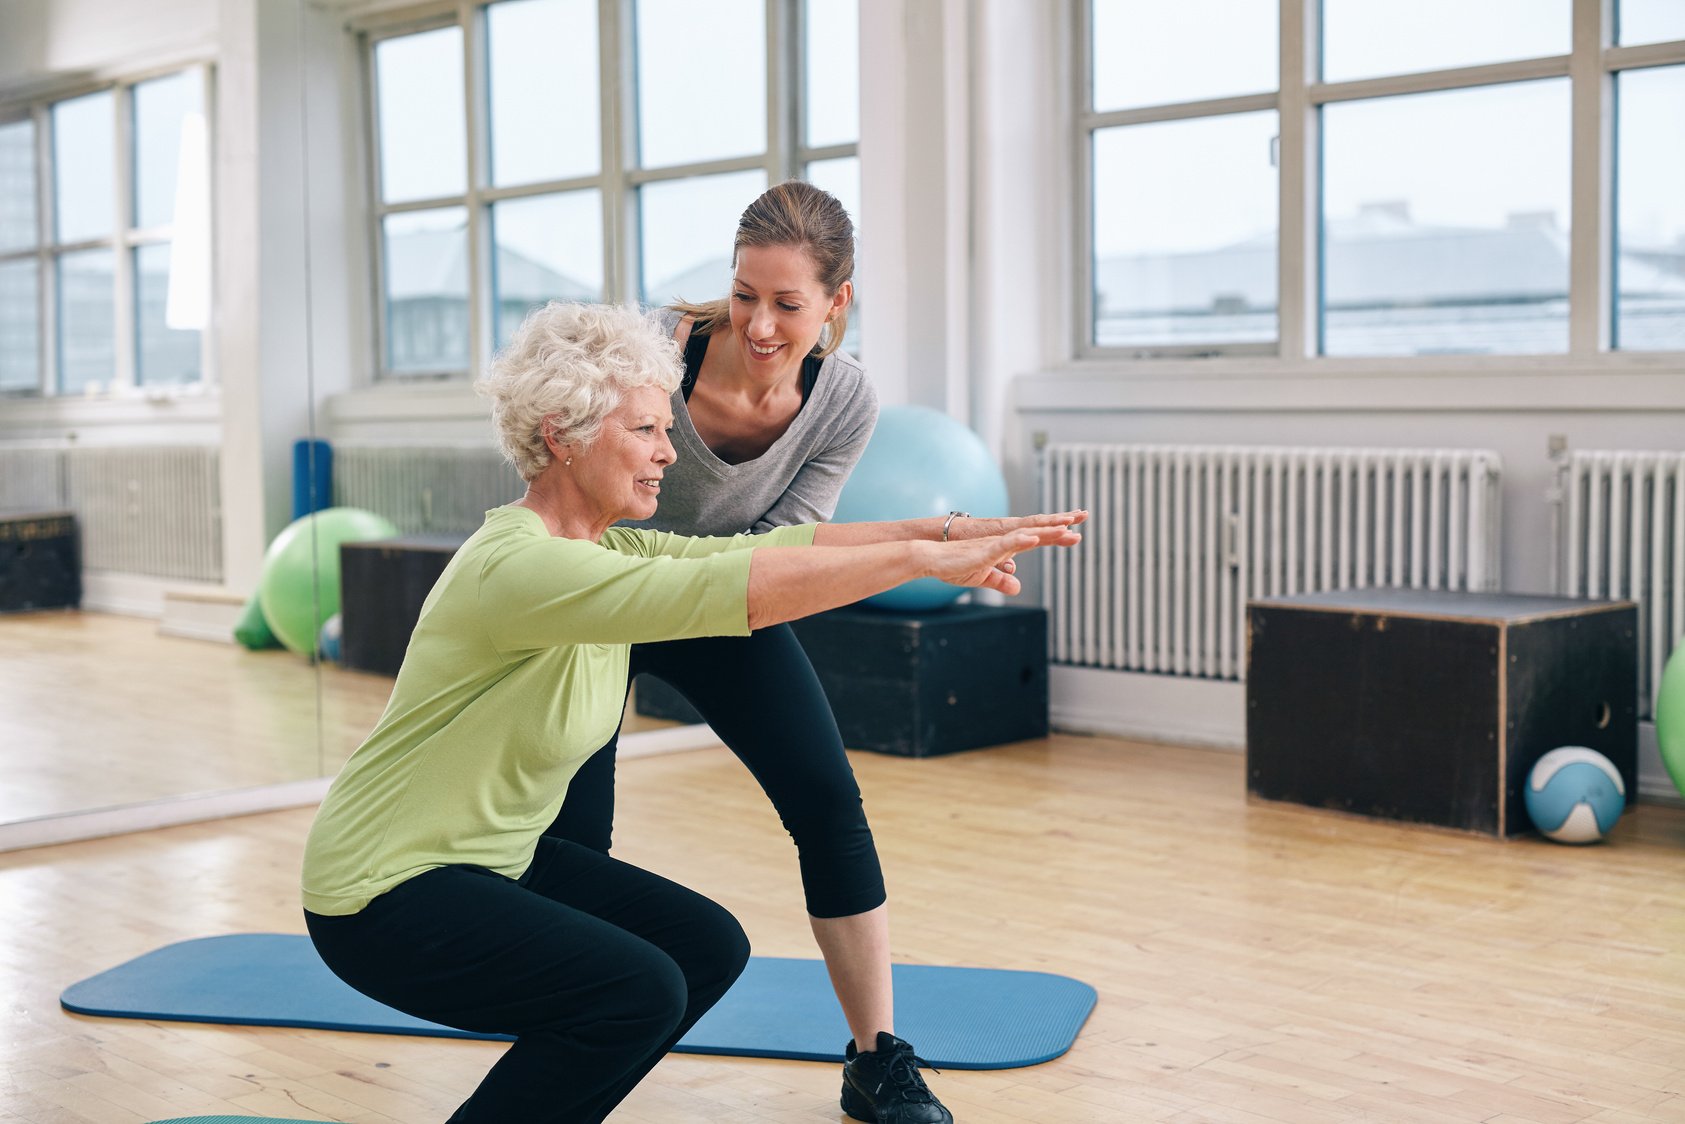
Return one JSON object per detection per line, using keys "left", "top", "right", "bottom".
{"left": 476, "top": 301, "right": 683, "bottom": 481}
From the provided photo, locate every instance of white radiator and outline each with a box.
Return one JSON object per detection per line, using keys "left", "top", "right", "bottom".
{"left": 333, "top": 443, "right": 524, "bottom": 535}
{"left": 0, "top": 447, "right": 64, "bottom": 511}
{"left": 61, "top": 446, "right": 222, "bottom": 581}
{"left": 1040, "top": 444, "right": 1504, "bottom": 679}
{"left": 1556, "top": 450, "right": 1685, "bottom": 720}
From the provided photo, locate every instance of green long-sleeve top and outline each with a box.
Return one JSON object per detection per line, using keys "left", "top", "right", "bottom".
{"left": 301, "top": 505, "right": 816, "bottom": 916}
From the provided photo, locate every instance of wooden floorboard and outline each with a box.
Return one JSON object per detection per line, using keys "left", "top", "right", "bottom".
{"left": 0, "top": 611, "right": 386, "bottom": 821}
{"left": 0, "top": 611, "right": 676, "bottom": 824}
{"left": 3, "top": 732, "right": 1684, "bottom": 1122}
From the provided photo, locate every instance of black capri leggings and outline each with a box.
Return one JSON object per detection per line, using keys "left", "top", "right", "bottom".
{"left": 546, "top": 624, "right": 886, "bottom": 919}
{"left": 305, "top": 837, "right": 749, "bottom": 1124}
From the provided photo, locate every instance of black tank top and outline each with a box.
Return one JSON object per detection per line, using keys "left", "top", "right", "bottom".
{"left": 681, "top": 330, "right": 821, "bottom": 405}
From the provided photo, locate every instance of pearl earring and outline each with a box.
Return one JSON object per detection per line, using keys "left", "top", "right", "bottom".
{"left": 564, "top": 456, "right": 572, "bottom": 466}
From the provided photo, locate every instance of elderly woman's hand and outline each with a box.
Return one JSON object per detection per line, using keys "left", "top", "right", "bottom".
{"left": 942, "top": 510, "right": 1086, "bottom": 578}
{"left": 925, "top": 524, "right": 1082, "bottom": 595}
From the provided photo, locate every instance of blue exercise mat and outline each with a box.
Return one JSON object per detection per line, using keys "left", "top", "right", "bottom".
{"left": 66, "top": 933, "right": 1095, "bottom": 1070}
{"left": 152, "top": 1119, "right": 333, "bottom": 1123}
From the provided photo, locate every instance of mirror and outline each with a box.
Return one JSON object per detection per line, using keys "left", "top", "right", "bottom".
{"left": 0, "top": 0, "right": 864, "bottom": 848}
{"left": 0, "top": 3, "right": 369, "bottom": 846}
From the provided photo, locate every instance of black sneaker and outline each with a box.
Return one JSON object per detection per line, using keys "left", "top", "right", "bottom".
{"left": 840, "top": 1032, "right": 954, "bottom": 1123}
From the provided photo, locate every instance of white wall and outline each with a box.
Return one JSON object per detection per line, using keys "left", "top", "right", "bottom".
{"left": 0, "top": 0, "right": 218, "bottom": 91}
{"left": 856, "top": 0, "right": 964, "bottom": 414}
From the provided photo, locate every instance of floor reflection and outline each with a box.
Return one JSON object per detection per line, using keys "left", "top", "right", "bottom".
{"left": 1, "top": 609, "right": 679, "bottom": 825}
{"left": 1, "top": 610, "right": 389, "bottom": 822}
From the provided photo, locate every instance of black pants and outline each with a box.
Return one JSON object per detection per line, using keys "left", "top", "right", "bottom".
{"left": 547, "top": 624, "right": 886, "bottom": 919}
{"left": 305, "top": 838, "right": 749, "bottom": 1124}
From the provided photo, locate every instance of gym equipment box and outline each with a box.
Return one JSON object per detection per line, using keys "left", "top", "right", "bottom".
{"left": 637, "top": 603, "right": 1050, "bottom": 757}
{"left": 1246, "top": 589, "right": 1637, "bottom": 837}
{"left": 339, "top": 535, "right": 467, "bottom": 676}
{"left": 0, "top": 509, "right": 80, "bottom": 614}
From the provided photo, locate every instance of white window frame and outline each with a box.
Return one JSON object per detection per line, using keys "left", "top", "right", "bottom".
{"left": 358, "top": 0, "right": 858, "bottom": 382}
{"left": 0, "top": 64, "right": 215, "bottom": 397}
{"left": 1075, "top": 0, "right": 1685, "bottom": 368}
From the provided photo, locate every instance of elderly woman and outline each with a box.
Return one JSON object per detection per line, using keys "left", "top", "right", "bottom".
{"left": 300, "top": 301, "right": 1081, "bottom": 1124}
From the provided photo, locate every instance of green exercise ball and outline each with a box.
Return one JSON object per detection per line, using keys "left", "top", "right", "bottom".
{"left": 232, "top": 589, "right": 278, "bottom": 650}
{"left": 1657, "top": 640, "right": 1685, "bottom": 800}
{"left": 258, "top": 507, "right": 398, "bottom": 656}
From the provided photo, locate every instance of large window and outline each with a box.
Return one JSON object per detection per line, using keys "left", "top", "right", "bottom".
{"left": 0, "top": 68, "right": 210, "bottom": 396}
{"left": 366, "top": 0, "right": 859, "bottom": 380}
{"left": 1086, "top": 0, "right": 1279, "bottom": 355}
{"left": 1615, "top": 63, "right": 1685, "bottom": 351}
{"left": 1321, "top": 79, "right": 1571, "bottom": 357}
{"left": 1081, "top": 0, "right": 1685, "bottom": 360}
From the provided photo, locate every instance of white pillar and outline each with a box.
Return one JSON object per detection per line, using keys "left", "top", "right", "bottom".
{"left": 858, "top": 1, "right": 1065, "bottom": 461}
{"left": 857, "top": 0, "right": 972, "bottom": 418}
{"left": 968, "top": 1, "right": 1067, "bottom": 512}
{"left": 215, "top": 0, "right": 356, "bottom": 594}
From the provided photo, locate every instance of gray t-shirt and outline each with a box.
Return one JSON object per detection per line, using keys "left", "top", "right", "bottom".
{"left": 623, "top": 307, "right": 879, "bottom": 536}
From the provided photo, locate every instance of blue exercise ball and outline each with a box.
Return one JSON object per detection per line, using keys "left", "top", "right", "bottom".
{"left": 832, "top": 405, "right": 1009, "bottom": 611}
{"left": 1524, "top": 746, "right": 1625, "bottom": 844}
{"left": 318, "top": 612, "right": 343, "bottom": 664}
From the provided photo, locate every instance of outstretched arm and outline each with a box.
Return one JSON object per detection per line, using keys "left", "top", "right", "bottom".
{"left": 746, "top": 524, "right": 1081, "bottom": 629}
{"left": 810, "top": 509, "right": 1088, "bottom": 547}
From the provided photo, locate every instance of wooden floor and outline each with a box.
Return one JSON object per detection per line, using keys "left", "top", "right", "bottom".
{"left": 0, "top": 611, "right": 674, "bottom": 824}
{"left": 3, "top": 733, "right": 1683, "bottom": 1123}
{"left": 0, "top": 611, "right": 391, "bottom": 822}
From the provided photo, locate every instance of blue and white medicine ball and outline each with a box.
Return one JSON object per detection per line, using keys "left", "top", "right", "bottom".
{"left": 1524, "top": 746, "right": 1625, "bottom": 844}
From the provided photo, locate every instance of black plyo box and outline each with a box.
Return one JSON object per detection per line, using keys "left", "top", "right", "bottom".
{"left": 339, "top": 535, "right": 466, "bottom": 676}
{"left": 1246, "top": 589, "right": 1638, "bottom": 836}
{"left": 637, "top": 603, "right": 1050, "bottom": 757}
{"left": 0, "top": 509, "right": 81, "bottom": 613}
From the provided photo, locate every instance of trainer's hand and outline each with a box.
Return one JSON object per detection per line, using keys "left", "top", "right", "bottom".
{"left": 927, "top": 525, "right": 1081, "bottom": 596}
{"left": 947, "top": 509, "right": 1088, "bottom": 544}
